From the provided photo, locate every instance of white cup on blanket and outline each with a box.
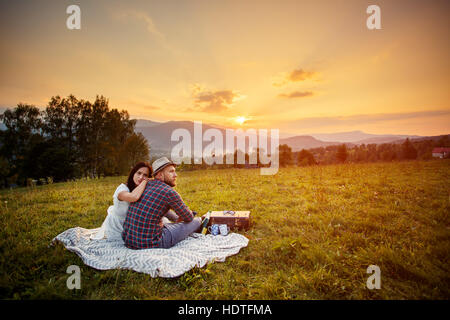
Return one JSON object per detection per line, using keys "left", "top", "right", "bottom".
{"left": 219, "top": 224, "right": 230, "bottom": 236}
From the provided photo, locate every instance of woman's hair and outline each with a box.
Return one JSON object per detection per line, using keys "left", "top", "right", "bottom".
{"left": 126, "top": 162, "right": 153, "bottom": 192}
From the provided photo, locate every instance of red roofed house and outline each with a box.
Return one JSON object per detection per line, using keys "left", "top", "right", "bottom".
{"left": 432, "top": 147, "right": 450, "bottom": 158}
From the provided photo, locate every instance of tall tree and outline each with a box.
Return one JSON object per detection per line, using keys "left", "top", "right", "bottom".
{"left": 297, "top": 149, "right": 316, "bottom": 166}
{"left": 120, "top": 132, "right": 150, "bottom": 173}
{"left": 402, "top": 138, "right": 417, "bottom": 160}
{"left": 0, "top": 104, "right": 43, "bottom": 185}
{"left": 101, "top": 108, "right": 137, "bottom": 175}
{"left": 75, "top": 96, "right": 110, "bottom": 177}
{"left": 279, "top": 144, "right": 293, "bottom": 167}
{"left": 336, "top": 144, "right": 348, "bottom": 163}
{"left": 42, "top": 95, "right": 82, "bottom": 179}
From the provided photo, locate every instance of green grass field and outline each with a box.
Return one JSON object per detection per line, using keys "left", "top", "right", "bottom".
{"left": 0, "top": 160, "right": 449, "bottom": 299}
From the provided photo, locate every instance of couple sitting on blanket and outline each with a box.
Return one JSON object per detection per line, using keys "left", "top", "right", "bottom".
{"left": 91, "top": 157, "right": 202, "bottom": 249}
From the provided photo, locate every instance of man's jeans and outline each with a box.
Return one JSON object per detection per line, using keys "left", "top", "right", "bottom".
{"left": 159, "top": 216, "right": 202, "bottom": 249}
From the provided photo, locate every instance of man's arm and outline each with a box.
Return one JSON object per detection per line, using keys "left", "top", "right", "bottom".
{"left": 165, "top": 209, "right": 179, "bottom": 221}
{"left": 166, "top": 190, "right": 194, "bottom": 222}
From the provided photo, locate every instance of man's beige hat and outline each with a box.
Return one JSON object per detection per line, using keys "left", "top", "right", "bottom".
{"left": 152, "top": 157, "right": 176, "bottom": 176}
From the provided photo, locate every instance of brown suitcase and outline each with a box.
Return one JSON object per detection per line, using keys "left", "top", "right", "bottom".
{"left": 208, "top": 211, "right": 251, "bottom": 230}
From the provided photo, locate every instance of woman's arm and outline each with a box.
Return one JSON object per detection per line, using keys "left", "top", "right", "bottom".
{"left": 117, "top": 179, "right": 149, "bottom": 203}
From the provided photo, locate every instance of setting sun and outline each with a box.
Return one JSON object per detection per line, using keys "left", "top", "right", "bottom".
{"left": 235, "top": 116, "right": 247, "bottom": 125}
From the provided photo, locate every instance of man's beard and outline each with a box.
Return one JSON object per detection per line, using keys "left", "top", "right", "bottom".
{"left": 163, "top": 175, "right": 176, "bottom": 187}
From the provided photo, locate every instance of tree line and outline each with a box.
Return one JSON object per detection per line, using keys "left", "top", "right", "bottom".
{"left": 176, "top": 136, "right": 449, "bottom": 172}
{"left": 0, "top": 95, "right": 150, "bottom": 188}
{"left": 277, "top": 135, "right": 450, "bottom": 167}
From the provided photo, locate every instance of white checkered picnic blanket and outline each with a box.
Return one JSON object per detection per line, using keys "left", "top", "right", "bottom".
{"left": 51, "top": 227, "right": 249, "bottom": 278}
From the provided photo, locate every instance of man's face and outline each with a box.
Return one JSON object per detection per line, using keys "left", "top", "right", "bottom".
{"left": 160, "top": 165, "right": 177, "bottom": 187}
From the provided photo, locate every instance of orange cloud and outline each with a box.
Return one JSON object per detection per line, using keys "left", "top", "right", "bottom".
{"left": 278, "top": 91, "right": 314, "bottom": 99}
{"left": 288, "top": 69, "right": 317, "bottom": 82}
{"left": 192, "top": 89, "right": 245, "bottom": 113}
{"left": 273, "top": 68, "right": 318, "bottom": 86}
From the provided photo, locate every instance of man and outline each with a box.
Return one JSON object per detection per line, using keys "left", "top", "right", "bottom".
{"left": 122, "top": 157, "right": 202, "bottom": 249}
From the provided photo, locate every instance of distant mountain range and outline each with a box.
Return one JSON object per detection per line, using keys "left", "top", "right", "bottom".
{"left": 134, "top": 120, "right": 444, "bottom": 153}
{"left": 135, "top": 119, "right": 161, "bottom": 128}
{"left": 278, "top": 135, "right": 345, "bottom": 151}
{"left": 309, "top": 131, "right": 421, "bottom": 144}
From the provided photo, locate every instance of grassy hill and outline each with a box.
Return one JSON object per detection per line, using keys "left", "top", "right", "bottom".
{"left": 0, "top": 160, "right": 449, "bottom": 299}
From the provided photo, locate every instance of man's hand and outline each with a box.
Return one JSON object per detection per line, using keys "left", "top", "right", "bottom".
{"left": 175, "top": 216, "right": 184, "bottom": 223}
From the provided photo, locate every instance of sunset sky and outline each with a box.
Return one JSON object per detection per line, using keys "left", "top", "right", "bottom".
{"left": 0, "top": 0, "right": 449, "bottom": 136}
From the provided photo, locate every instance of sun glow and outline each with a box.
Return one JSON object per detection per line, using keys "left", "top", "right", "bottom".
{"left": 235, "top": 116, "right": 247, "bottom": 125}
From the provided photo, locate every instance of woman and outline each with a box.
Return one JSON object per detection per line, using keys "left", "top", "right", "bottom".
{"left": 90, "top": 162, "right": 152, "bottom": 240}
